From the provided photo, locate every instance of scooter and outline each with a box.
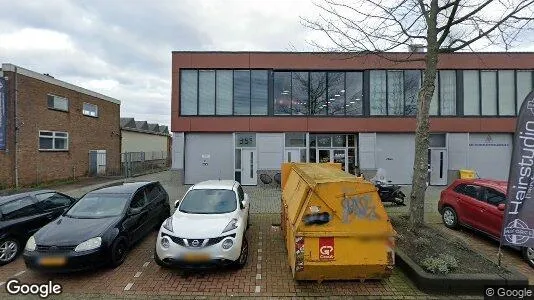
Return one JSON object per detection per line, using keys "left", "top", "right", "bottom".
{"left": 369, "top": 168, "right": 406, "bottom": 205}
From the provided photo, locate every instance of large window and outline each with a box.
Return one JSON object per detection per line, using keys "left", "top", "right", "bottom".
{"left": 47, "top": 95, "right": 69, "bottom": 112}
{"left": 463, "top": 70, "right": 480, "bottom": 115}
{"left": 198, "top": 70, "right": 215, "bottom": 115}
{"left": 370, "top": 70, "right": 387, "bottom": 115}
{"left": 39, "top": 130, "right": 68, "bottom": 151}
{"left": 234, "top": 70, "right": 251, "bottom": 115}
{"left": 440, "top": 70, "right": 456, "bottom": 115}
{"left": 82, "top": 103, "right": 98, "bottom": 117}
{"left": 216, "top": 70, "right": 233, "bottom": 115}
{"left": 327, "top": 72, "right": 345, "bottom": 115}
{"left": 180, "top": 70, "right": 197, "bottom": 115}
{"left": 346, "top": 72, "right": 363, "bottom": 115}
{"left": 309, "top": 72, "right": 327, "bottom": 115}
{"left": 404, "top": 70, "right": 421, "bottom": 115}
{"left": 481, "top": 71, "right": 498, "bottom": 115}
{"left": 498, "top": 70, "right": 515, "bottom": 115}
{"left": 274, "top": 72, "right": 291, "bottom": 115}
{"left": 251, "top": 70, "right": 268, "bottom": 115}
{"left": 517, "top": 71, "right": 533, "bottom": 114}
{"left": 292, "top": 72, "right": 308, "bottom": 115}
{"left": 387, "top": 71, "right": 404, "bottom": 115}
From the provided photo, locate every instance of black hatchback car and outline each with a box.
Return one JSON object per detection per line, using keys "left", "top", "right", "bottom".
{"left": 0, "top": 190, "right": 77, "bottom": 265}
{"left": 23, "top": 181, "right": 170, "bottom": 272}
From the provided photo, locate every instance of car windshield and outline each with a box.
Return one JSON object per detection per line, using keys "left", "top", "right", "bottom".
{"left": 179, "top": 189, "right": 237, "bottom": 214}
{"left": 66, "top": 193, "right": 130, "bottom": 218}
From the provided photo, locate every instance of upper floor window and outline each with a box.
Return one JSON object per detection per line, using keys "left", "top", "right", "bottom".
{"left": 83, "top": 102, "right": 98, "bottom": 117}
{"left": 370, "top": 70, "right": 422, "bottom": 116}
{"left": 47, "top": 95, "right": 69, "bottom": 112}
{"left": 39, "top": 130, "right": 68, "bottom": 151}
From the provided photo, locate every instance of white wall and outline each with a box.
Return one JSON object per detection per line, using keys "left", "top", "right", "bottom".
{"left": 468, "top": 133, "right": 512, "bottom": 180}
{"left": 375, "top": 134, "right": 415, "bottom": 184}
{"left": 447, "top": 133, "right": 469, "bottom": 170}
{"left": 121, "top": 130, "right": 168, "bottom": 154}
{"left": 171, "top": 132, "right": 184, "bottom": 170}
{"left": 359, "top": 133, "right": 376, "bottom": 169}
{"left": 257, "top": 133, "right": 284, "bottom": 170}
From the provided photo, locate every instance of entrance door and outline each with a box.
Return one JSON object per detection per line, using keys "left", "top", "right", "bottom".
{"left": 241, "top": 149, "right": 257, "bottom": 185}
{"left": 318, "top": 149, "right": 330, "bottom": 163}
{"left": 96, "top": 150, "right": 106, "bottom": 175}
{"left": 332, "top": 149, "right": 347, "bottom": 171}
{"left": 285, "top": 150, "right": 302, "bottom": 163}
{"left": 429, "top": 149, "right": 447, "bottom": 185}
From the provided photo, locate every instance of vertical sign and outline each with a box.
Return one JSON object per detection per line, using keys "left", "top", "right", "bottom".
{"left": 501, "top": 91, "right": 534, "bottom": 248}
{"left": 318, "top": 237, "right": 335, "bottom": 260}
{"left": 0, "top": 77, "right": 6, "bottom": 150}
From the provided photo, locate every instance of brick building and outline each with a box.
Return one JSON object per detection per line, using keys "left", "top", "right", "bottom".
{"left": 0, "top": 63, "right": 121, "bottom": 188}
{"left": 170, "top": 51, "right": 534, "bottom": 186}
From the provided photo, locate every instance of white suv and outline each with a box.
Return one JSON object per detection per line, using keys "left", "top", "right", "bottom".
{"left": 154, "top": 180, "right": 250, "bottom": 269}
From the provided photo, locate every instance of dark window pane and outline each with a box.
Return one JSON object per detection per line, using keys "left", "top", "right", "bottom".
{"left": 234, "top": 70, "right": 251, "bottom": 115}
{"left": 346, "top": 72, "right": 363, "bottom": 116}
{"left": 198, "top": 70, "right": 215, "bottom": 115}
{"left": 309, "top": 148, "right": 316, "bottom": 163}
{"left": 216, "top": 70, "right": 233, "bottom": 115}
{"left": 333, "top": 134, "right": 346, "bottom": 147}
{"left": 404, "top": 70, "right": 420, "bottom": 115}
{"left": 54, "top": 138, "right": 67, "bottom": 150}
{"left": 440, "top": 70, "right": 456, "bottom": 115}
{"left": 429, "top": 134, "right": 446, "bottom": 147}
{"left": 40, "top": 137, "right": 53, "bottom": 149}
{"left": 251, "top": 70, "right": 268, "bottom": 115}
{"left": 130, "top": 191, "right": 146, "bottom": 208}
{"left": 180, "top": 70, "right": 198, "bottom": 115}
{"left": 388, "top": 71, "right": 404, "bottom": 115}
{"left": 309, "top": 134, "right": 316, "bottom": 147}
{"left": 309, "top": 72, "right": 327, "bottom": 115}
{"left": 285, "top": 133, "right": 306, "bottom": 147}
{"left": 485, "top": 188, "right": 506, "bottom": 205}
{"left": 327, "top": 72, "right": 345, "bottom": 115}
{"left": 274, "top": 72, "right": 291, "bottom": 115}
{"left": 292, "top": 72, "right": 308, "bottom": 115}
{"left": 317, "top": 135, "right": 331, "bottom": 147}
{"left": 0, "top": 197, "right": 38, "bottom": 220}
{"left": 235, "top": 149, "right": 241, "bottom": 169}
{"left": 370, "top": 70, "right": 387, "bottom": 115}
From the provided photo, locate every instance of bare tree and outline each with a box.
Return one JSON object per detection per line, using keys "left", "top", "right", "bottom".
{"left": 302, "top": 0, "right": 534, "bottom": 232}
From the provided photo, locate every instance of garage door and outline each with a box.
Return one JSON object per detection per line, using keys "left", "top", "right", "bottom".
{"left": 185, "top": 134, "right": 233, "bottom": 184}
{"left": 468, "top": 134, "right": 512, "bottom": 180}
{"left": 375, "top": 134, "right": 415, "bottom": 184}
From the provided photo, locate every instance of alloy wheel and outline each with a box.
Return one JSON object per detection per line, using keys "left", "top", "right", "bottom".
{"left": 0, "top": 240, "right": 18, "bottom": 263}
{"left": 443, "top": 209, "right": 455, "bottom": 226}
{"left": 527, "top": 247, "right": 534, "bottom": 263}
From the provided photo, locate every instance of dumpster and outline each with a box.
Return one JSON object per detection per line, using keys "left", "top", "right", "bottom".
{"left": 281, "top": 163, "right": 396, "bottom": 281}
{"left": 459, "top": 169, "right": 476, "bottom": 179}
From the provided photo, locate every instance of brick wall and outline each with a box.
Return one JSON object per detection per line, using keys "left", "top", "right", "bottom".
{"left": 0, "top": 70, "right": 120, "bottom": 187}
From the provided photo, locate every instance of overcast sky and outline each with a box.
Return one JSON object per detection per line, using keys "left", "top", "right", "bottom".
{"left": 1, "top": 0, "right": 533, "bottom": 127}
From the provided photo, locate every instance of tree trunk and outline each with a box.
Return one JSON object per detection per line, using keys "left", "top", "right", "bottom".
{"left": 408, "top": 0, "right": 439, "bottom": 232}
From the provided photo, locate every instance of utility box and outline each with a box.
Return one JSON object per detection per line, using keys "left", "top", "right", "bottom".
{"left": 281, "top": 163, "right": 396, "bottom": 281}
{"left": 459, "top": 169, "right": 476, "bottom": 179}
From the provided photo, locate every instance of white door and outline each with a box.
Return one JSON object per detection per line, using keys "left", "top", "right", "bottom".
{"left": 430, "top": 149, "right": 447, "bottom": 185}
{"left": 284, "top": 150, "right": 301, "bottom": 163}
{"left": 97, "top": 150, "right": 106, "bottom": 175}
{"left": 241, "top": 149, "right": 257, "bottom": 185}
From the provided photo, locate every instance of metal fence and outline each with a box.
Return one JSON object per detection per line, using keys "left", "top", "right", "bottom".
{"left": 89, "top": 151, "right": 170, "bottom": 178}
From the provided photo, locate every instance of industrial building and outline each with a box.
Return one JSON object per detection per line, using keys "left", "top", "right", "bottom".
{"left": 170, "top": 52, "right": 534, "bottom": 185}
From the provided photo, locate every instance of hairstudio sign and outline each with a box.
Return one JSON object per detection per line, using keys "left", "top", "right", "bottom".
{"left": 469, "top": 135, "right": 510, "bottom": 147}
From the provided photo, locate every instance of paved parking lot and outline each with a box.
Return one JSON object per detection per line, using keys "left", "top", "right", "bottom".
{"left": 0, "top": 170, "right": 527, "bottom": 299}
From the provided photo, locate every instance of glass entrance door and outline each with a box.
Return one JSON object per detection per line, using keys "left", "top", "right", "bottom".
{"left": 316, "top": 149, "right": 348, "bottom": 171}
{"left": 318, "top": 149, "right": 331, "bottom": 163}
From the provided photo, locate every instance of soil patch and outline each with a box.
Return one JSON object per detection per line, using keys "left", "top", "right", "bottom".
{"left": 391, "top": 215, "right": 509, "bottom": 276}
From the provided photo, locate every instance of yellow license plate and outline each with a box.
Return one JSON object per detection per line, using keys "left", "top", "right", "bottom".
{"left": 39, "top": 257, "right": 66, "bottom": 266}
{"left": 183, "top": 253, "right": 210, "bottom": 262}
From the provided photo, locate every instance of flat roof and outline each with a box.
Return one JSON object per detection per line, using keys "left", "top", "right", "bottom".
{"left": 172, "top": 50, "right": 534, "bottom": 54}
{"left": 2, "top": 63, "right": 121, "bottom": 105}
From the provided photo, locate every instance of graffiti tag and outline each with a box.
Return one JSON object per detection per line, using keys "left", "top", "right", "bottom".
{"left": 342, "top": 195, "right": 379, "bottom": 222}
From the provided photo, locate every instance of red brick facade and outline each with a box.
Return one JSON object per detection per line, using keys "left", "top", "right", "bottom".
{"left": 0, "top": 67, "right": 120, "bottom": 188}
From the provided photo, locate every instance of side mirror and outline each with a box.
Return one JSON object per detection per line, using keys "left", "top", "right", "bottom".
{"left": 174, "top": 200, "right": 180, "bottom": 209}
{"left": 498, "top": 203, "right": 505, "bottom": 211}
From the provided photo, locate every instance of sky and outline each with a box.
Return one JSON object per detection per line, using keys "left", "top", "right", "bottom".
{"left": 1, "top": 0, "right": 533, "bottom": 128}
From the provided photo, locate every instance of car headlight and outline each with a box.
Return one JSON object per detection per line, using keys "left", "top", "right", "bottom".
{"left": 25, "top": 236, "right": 36, "bottom": 252}
{"left": 161, "top": 237, "right": 170, "bottom": 249}
{"left": 222, "top": 218, "right": 238, "bottom": 234}
{"left": 163, "top": 217, "right": 173, "bottom": 232}
{"left": 222, "top": 239, "right": 233, "bottom": 249}
{"left": 74, "top": 237, "right": 102, "bottom": 252}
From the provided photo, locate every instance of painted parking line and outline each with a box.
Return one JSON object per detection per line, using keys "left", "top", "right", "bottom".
{"left": 255, "top": 285, "right": 261, "bottom": 293}
{"left": 134, "top": 272, "right": 142, "bottom": 278}
{"left": 0, "top": 282, "right": 4, "bottom": 287}
{"left": 124, "top": 283, "right": 134, "bottom": 291}
{"left": 258, "top": 255, "right": 262, "bottom": 261}
{"left": 143, "top": 262, "right": 150, "bottom": 268}
{"left": 256, "top": 274, "right": 261, "bottom": 280}
{"left": 13, "top": 271, "right": 25, "bottom": 277}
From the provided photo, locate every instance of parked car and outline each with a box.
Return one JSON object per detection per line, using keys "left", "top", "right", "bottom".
{"left": 154, "top": 180, "right": 250, "bottom": 269}
{"left": 0, "top": 190, "right": 77, "bottom": 266}
{"left": 438, "top": 178, "right": 534, "bottom": 267}
{"left": 23, "top": 181, "right": 170, "bottom": 272}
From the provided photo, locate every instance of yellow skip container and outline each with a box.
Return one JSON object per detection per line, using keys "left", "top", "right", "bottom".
{"left": 280, "top": 163, "right": 396, "bottom": 281}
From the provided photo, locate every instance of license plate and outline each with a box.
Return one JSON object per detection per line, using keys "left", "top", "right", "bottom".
{"left": 39, "top": 257, "right": 66, "bottom": 266}
{"left": 183, "top": 253, "right": 210, "bottom": 262}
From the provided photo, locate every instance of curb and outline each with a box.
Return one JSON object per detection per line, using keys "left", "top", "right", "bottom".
{"left": 396, "top": 249, "right": 528, "bottom": 294}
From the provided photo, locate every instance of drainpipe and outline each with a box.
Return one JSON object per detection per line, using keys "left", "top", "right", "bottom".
{"left": 14, "top": 66, "right": 19, "bottom": 188}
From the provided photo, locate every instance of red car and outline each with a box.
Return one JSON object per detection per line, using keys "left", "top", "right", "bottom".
{"left": 438, "top": 178, "right": 534, "bottom": 268}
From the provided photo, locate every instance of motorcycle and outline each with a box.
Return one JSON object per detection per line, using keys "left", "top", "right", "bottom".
{"left": 369, "top": 169, "right": 406, "bottom": 205}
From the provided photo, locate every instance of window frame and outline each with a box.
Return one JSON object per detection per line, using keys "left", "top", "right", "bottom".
{"left": 38, "top": 130, "right": 69, "bottom": 151}
{"left": 47, "top": 94, "right": 69, "bottom": 112}
{"left": 482, "top": 187, "right": 506, "bottom": 206}
{"left": 454, "top": 184, "right": 484, "bottom": 201}
{"left": 82, "top": 102, "right": 99, "bottom": 118}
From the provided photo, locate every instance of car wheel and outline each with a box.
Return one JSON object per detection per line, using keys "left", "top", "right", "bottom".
{"left": 109, "top": 236, "right": 128, "bottom": 268}
{"left": 0, "top": 238, "right": 20, "bottom": 266}
{"left": 234, "top": 236, "right": 249, "bottom": 269}
{"left": 522, "top": 247, "right": 534, "bottom": 268}
{"left": 442, "top": 207, "right": 458, "bottom": 229}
